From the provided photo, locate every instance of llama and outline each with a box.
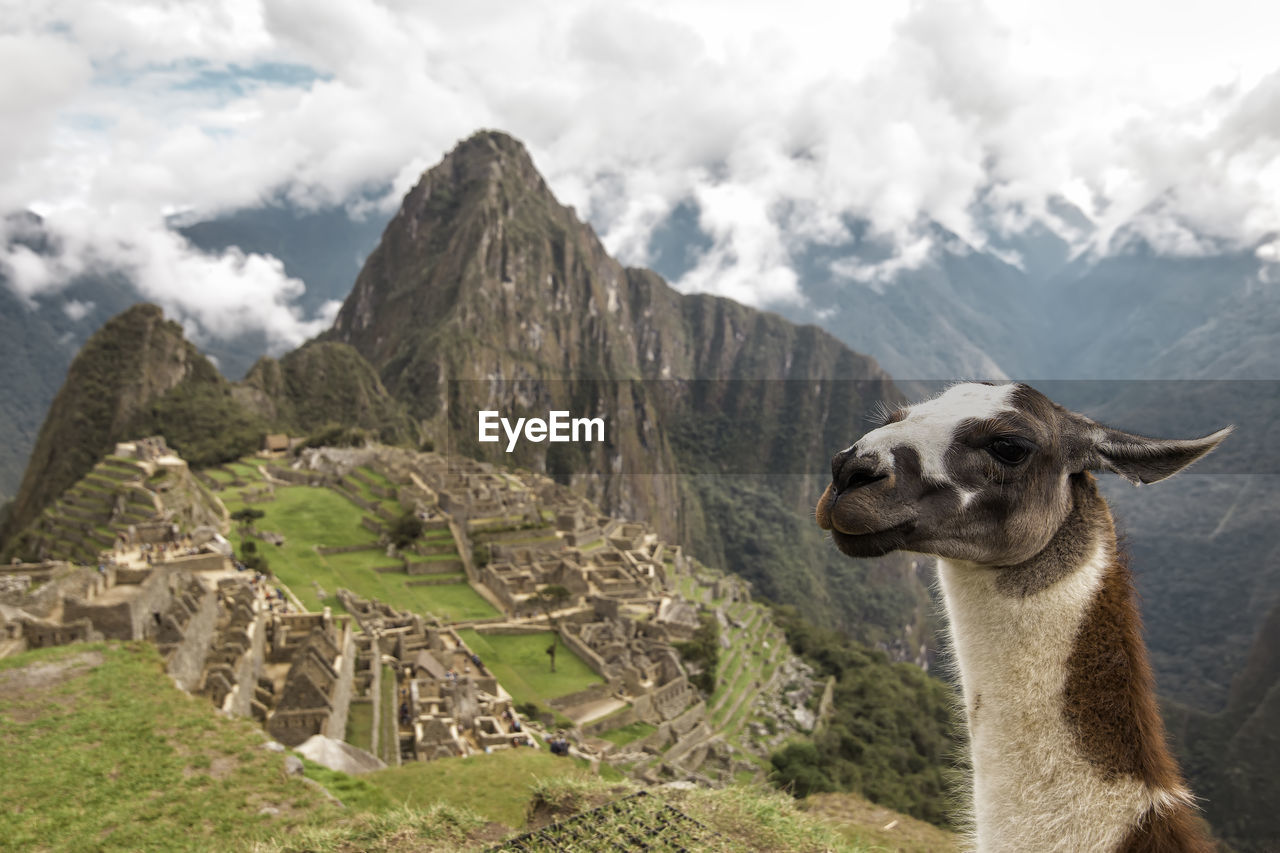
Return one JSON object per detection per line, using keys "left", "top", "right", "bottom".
{"left": 815, "top": 382, "right": 1229, "bottom": 853}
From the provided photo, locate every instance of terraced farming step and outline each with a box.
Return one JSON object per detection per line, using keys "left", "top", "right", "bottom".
{"left": 60, "top": 504, "right": 109, "bottom": 525}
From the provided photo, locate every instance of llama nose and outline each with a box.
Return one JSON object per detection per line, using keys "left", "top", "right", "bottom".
{"left": 831, "top": 449, "right": 888, "bottom": 495}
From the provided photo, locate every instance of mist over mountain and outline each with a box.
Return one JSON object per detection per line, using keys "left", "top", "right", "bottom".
{"left": 176, "top": 202, "right": 387, "bottom": 325}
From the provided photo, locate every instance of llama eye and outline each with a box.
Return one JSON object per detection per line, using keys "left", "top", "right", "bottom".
{"left": 987, "top": 438, "right": 1031, "bottom": 465}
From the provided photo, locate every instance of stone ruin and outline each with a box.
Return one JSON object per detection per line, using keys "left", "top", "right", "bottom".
{"left": 1, "top": 441, "right": 815, "bottom": 789}
{"left": 200, "top": 578, "right": 269, "bottom": 719}
{"left": 264, "top": 610, "right": 355, "bottom": 747}
{"left": 337, "top": 588, "right": 524, "bottom": 762}
{"left": 0, "top": 554, "right": 224, "bottom": 690}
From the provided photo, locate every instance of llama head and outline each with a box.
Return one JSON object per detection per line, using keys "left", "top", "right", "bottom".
{"left": 815, "top": 382, "right": 1232, "bottom": 566}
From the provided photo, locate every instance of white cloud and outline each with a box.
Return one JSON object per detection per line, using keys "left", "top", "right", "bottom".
{"left": 831, "top": 234, "right": 938, "bottom": 295}
{"left": 2, "top": 0, "right": 1280, "bottom": 322}
{"left": 62, "top": 299, "right": 94, "bottom": 322}
{"left": 0, "top": 208, "right": 337, "bottom": 352}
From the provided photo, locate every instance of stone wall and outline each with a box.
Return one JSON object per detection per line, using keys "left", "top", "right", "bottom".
{"left": 62, "top": 565, "right": 176, "bottom": 640}
{"left": 548, "top": 681, "right": 616, "bottom": 711}
{"left": 268, "top": 467, "right": 330, "bottom": 487}
{"left": 583, "top": 706, "right": 639, "bottom": 737}
{"left": 559, "top": 626, "right": 611, "bottom": 680}
{"left": 155, "top": 552, "right": 229, "bottom": 573}
{"left": 323, "top": 622, "right": 356, "bottom": 744}
{"left": 164, "top": 580, "right": 219, "bottom": 691}
{"left": 652, "top": 675, "right": 694, "bottom": 721}
{"left": 405, "top": 559, "right": 463, "bottom": 575}
{"left": 316, "top": 543, "right": 382, "bottom": 556}
{"left": 474, "top": 623, "right": 548, "bottom": 636}
{"left": 226, "top": 610, "right": 267, "bottom": 718}
{"left": 266, "top": 616, "right": 355, "bottom": 747}
{"left": 20, "top": 616, "right": 100, "bottom": 648}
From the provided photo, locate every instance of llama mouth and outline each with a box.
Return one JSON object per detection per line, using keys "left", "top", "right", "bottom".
{"left": 828, "top": 521, "right": 914, "bottom": 557}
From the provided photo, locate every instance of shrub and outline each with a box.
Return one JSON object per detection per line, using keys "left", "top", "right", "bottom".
{"left": 389, "top": 511, "right": 424, "bottom": 549}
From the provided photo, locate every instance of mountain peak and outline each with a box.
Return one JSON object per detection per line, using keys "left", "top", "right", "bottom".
{"left": 450, "top": 129, "right": 537, "bottom": 169}
{"left": 0, "top": 303, "right": 214, "bottom": 547}
{"left": 426, "top": 129, "right": 551, "bottom": 206}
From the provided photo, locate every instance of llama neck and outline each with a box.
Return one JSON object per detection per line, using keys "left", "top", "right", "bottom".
{"left": 936, "top": 479, "right": 1196, "bottom": 853}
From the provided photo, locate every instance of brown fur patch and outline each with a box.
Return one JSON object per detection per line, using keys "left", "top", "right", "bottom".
{"left": 993, "top": 473, "right": 1104, "bottom": 596}
{"left": 1060, "top": 511, "right": 1214, "bottom": 850}
{"left": 1117, "top": 803, "right": 1217, "bottom": 852}
{"left": 1063, "top": 548, "right": 1185, "bottom": 787}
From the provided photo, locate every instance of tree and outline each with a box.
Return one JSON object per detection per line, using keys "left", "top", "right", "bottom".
{"left": 389, "top": 510, "right": 424, "bottom": 549}
{"left": 536, "top": 584, "right": 572, "bottom": 673}
{"left": 674, "top": 612, "right": 720, "bottom": 694}
{"left": 230, "top": 507, "right": 264, "bottom": 535}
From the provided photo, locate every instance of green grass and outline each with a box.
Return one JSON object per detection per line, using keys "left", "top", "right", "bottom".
{"left": 457, "top": 630, "right": 603, "bottom": 707}
{"left": 597, "top": 720, "right": 657, "bottom": 747}
{"left": 347, "top": 702, "right": 374, "bottom": 754}
{"left": 226, "top": 461, "right": 265, "bottom": 481}
{"left": 0, "top": 642, "right": 915, "bottom": 852}
{"left": 0, "top": 643, "right": 340, "bottom": 851}
{"left": 357, "top": 466, "right": 393, "bottom": 488}
{"left": 361, "top": 749, "right": 604, "bottom": 829}
{"left": 492, "top": 776, "right": 871, "bottom": 853}
{"left": 379, "top": 664, "right": 399, "bottom": 766}
{"left": 218, "top": 477, "right": 499, "bottom": 621}
{"left": 405, "top": 583, "right": 500, "bottom": 622}
{"left": 413, "top": 551, "right": 461, "bottom": 561}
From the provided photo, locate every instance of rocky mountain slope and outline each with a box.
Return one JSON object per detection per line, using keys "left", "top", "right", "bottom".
{"left": 324, "top": 131, "right": 929, "bottom": 652}
{"left": 0, "top": 305, "right": 416, "bottom": 556}
{"left": 0, "top": 304, "right": 229, "bottom": 545}
{"left": 1167, "top": 599, "right": 1280, "bottom": 853}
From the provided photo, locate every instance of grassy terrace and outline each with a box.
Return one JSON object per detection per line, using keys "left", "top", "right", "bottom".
{"left": 346, "top": 701, "right": 374, "bottom": 754}
{"left": 343, "top": 466, "right": 392, "bottom": 505}
{"left": 457, "top": 630, "right": 602, "bottom": 709}
{"left": 378, "top": 664, "right": 399, "bottom": 766}
{"left": 597, "top": 720, "right": 657, "bottom": 747}
{"left": 215, "top": 460, "right": 498, "bottom": 622}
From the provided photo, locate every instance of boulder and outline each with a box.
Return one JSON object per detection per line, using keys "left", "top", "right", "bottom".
{"left": 295, "top": 734, "right": 387, "bottom": 775}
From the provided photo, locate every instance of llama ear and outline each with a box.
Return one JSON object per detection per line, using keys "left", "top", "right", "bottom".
{"left": 1084, "top": 425, "right": 1233, "bottom": 485}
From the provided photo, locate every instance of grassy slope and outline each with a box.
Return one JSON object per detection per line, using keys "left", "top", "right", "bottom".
{"left": 0, "top": 643, "right": 342, "bottom": 852}
{"left": 801, "top": 791, "right": 961, "bottom": 853}
{"left": 4, "top": 642, "right": 882, "bottom": 852}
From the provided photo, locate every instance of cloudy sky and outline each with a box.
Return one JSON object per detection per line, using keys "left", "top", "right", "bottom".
{"left": 2, "top": 0, "right": 1279, "bottom": 350}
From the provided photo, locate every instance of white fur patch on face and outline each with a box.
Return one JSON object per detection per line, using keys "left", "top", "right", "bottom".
{"left": 856, "top": 383, "right": 1018, "bottom": 484}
